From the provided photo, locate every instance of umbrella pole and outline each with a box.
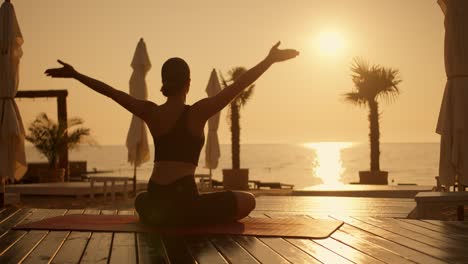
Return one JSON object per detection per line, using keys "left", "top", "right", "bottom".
{"left": 133, "top": 163, "right": 137, "bottom": 196}
{"left": 0, "top": 180, "right": 4, "bottom": 208}
{"left": 209, "top": 168, "right": 212, "bottom": 188}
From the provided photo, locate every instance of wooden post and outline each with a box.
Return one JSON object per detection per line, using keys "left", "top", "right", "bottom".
{"left": 111, "top": 180, "right": 116, "bottom": 202}
{"left": 90, "top": 179, "right": 95, "bottom": 200}
{"left": 57, "top": 95, "right": 69, "bottom": 181}
{"left": 103, "top": 181, "right": 108, "bottom": 202}
{"left": 124, "top": 179, "right": 128, "bottom": 200}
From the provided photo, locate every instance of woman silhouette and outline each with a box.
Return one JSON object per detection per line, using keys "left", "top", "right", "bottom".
{"left": 45, "top": 41, "right": 299, "bottom": 226}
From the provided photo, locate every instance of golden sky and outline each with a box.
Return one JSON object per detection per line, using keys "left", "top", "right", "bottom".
{"left": 15, "top": 0, "right": 445, "bottom": 145}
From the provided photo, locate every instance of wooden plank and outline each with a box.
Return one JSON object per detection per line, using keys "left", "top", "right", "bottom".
{"left": 0, "top": 208, "right": 33, "bottom": 257}
{"left": 66, "top": 209, "right": 86, "bottom": 215}
{"left": 311, "top": 236, "right": 384, "bottom": 264}
{"left": 0, "top": 230, "right": 48, "bottom": 264}
{"left": 423, "top": 219, "right": 468, "bottom": 231}
{"left": 80, "top": 232, "right": 113, "bottom": 264}
{"left": 0, "top": 209, "right": 66, "bottom": 264}
{"left": 357, "top": 217, "right": 468, "bottom": 257}
{"left": 101, "top": 209, "right": 118, "bottom": 215}
{"left": 137, "top": 233, "right": 169, "bottom": 264}
{"left": 0, "top": 209, "right": 36, "bottom": 255}
{"left": 51, "top": 209, "right": 99, "bottom": 264}
{"left": 336, "top": 222, "right": 446, "bottom": 264}
{"left": 255, "top": 210, "right": 411, "bottom": 218}
{"left": 261, "top": 212, "right": 352, "bottom": 264}
{"left": 80, "top": 210, "right": 115, "bottom": 264}
{"left": 398, "top": 219, "right": 468, "bottom": 240}
{"left": 401, "top": 219, "right": 459, "bottom": 233}
{"left": 21, "top": 231, "right": 69, "bottom": 264}
{"left": 233, "top": 235, "right": 290, "bottom": 264}
{"left": 270, "top": 212, "right": 420, "bottom": 264}
{"left": 330, "top": 227, "right": 414, "bottom": 264}
{"left": 285, "top": 238, "right": 352, "bottom": 264}
{"left": 109, "top": 210, "right": 137, "bottom": 264}
{"left": 0, "top": 207, "right": 19, "bottom": 224}
{"left": 249, "top": 212, "right": 319, "bottom": 263}
{"left": 185, "top": 236, "right": 228, "bottom": 264}
{"left": 260, "top": 237, "right": 321, "bottom": 264}
{"left": 210, "top": 235, "right": 259, "bottom": 264}
{"left": 331, "top": 215, "right": 454, "bottom": 262}
{"left": 0, "top": 208, "right": 32, "bottom": 236}
{"left": 84, "top": 208, "right": 101, "bottom": 215}
{"left": 163, "top": 235, "right": 197, "bottom": 263}
{"left": 22, "top": 209, "right": 84, "bottom": 264}
{"left": 0, "top": 208, "right": 46, "bottom": 253}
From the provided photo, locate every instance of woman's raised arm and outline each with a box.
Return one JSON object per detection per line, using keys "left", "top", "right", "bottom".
{"left": 45, "top": 60, "right": 155, "bottom": 121}
{"left": 192, "top": 42, "right": 299, "bottom": 122}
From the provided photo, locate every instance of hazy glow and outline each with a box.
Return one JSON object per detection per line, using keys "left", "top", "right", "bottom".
{"left": 317, "top": 31, "right": 345, "bottom": 56}
{"left": 14, "top": 1, "right": 445, "bottom": 145}
{"left": 304, "top": 142, "right": 354, "bottom": 187}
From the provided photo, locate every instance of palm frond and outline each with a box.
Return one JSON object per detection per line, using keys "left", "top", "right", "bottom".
{"left": 25, "top": 113, "right": 94, "bottom": 167}
{"left": 345, "top": 57, "right": 402, "bottom": 105}
{"left": 343, "top": 92, "right": 368, "bottom": 107}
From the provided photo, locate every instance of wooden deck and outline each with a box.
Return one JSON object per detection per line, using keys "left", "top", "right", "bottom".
{"left": 0, "top": 197, "right": 467, "bottom": 263}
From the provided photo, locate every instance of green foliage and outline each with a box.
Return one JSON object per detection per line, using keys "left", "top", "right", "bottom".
{"left": 25, "top": 113, "right": 93, "bottom": 168}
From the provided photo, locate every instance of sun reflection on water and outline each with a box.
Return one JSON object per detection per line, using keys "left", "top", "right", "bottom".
{"left": 303, "top": 142, "right": 354, "bottom": 188}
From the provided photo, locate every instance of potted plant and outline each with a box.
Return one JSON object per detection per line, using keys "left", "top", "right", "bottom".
{"left": 220, "top": 67, "right": 255, "bottom": 190}
{"left": 25, "top": 113, "right": 92, "bottom": 182}
{"left": 343, "top": 58, "right": 402, "bottom": 184}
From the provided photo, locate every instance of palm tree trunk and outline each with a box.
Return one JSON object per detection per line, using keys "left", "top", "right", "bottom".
{"left": 230, "top": 102, "right": 240, "bottom": 169}
{"left": 368, "top": 100, "right": 380, "bottom": 171}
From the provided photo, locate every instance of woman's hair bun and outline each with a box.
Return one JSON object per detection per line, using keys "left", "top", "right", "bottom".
{"left": 161, "top": 57, "right": 190, "bottom": 97}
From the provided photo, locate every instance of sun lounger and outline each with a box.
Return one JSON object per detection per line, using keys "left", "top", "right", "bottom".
{"left": 195, "top": 174, "right": 224, "bottom": 190}
{"left": 89, "top": 176, "right": 131, "bottom": 202}
{"left": 196, "top": 178, "right": 294, "bottom": 190}
{"left": 249, "top": 180, "right": 294, "bottom": 190}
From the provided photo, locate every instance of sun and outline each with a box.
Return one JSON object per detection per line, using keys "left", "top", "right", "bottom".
{"left": 317, "top": 31, "right": 345, "bottom": 56}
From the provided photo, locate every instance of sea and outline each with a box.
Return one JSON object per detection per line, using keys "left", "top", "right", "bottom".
{"left": 25, "top": 142, "right": 440, "bottom": 190}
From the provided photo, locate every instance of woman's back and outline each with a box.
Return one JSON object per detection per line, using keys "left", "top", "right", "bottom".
{"left": 153, "top": 104, "right": 205, "bottom": 166}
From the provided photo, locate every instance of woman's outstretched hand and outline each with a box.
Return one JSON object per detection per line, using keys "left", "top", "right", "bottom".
{"left": 45, "top": 60, "right": 78, "bottom": 78}
{"left": 266, "top": 41, "right": 299, "bottom": 64}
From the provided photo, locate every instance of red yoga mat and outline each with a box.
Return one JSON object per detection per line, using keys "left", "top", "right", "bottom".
{"left": 13, "top": 214, "right": 343, "bottom": 239}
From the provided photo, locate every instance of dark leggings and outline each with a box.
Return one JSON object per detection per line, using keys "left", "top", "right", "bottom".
{"left": 134, "top": 176, "right": 237, "bottom": 226}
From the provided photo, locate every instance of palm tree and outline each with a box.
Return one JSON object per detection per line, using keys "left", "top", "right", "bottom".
{"left": 26, "top": 113, "right": 92, "bottom": 169}
{"left": 220, "top": 67, "right": 255, "bottom": 170}
{"left": 344, "top": 58, "right": 402, "bottom": 176}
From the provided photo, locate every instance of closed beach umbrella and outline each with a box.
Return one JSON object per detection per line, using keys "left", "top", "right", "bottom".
{"left": 0, "top": 0, "right": 26, "bottom": 199}
{"left": 126, "top": 38, "right": 151, "bottom": 194}
{"left": 205, "top": 69, "right": 222, "bottom": 177}
{"left": 436, "top": 0, "right": 468, "bottom": 188}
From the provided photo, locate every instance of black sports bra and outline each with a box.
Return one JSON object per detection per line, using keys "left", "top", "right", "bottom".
{"left": 153, "top": 105, "right": 205, "bottom": 166}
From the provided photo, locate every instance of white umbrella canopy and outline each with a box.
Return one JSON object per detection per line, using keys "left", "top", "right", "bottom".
{"left": 205, "top": 69, "right": 221, "bottom": 172}
{"left": 0, "top": 0, "right": 26, "bottom": 182}
{"left": 436, "top": 0, "right": 468, "bottom": 187}
{"left": 126, "top": 38, "right": 151, "bottom": 191}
